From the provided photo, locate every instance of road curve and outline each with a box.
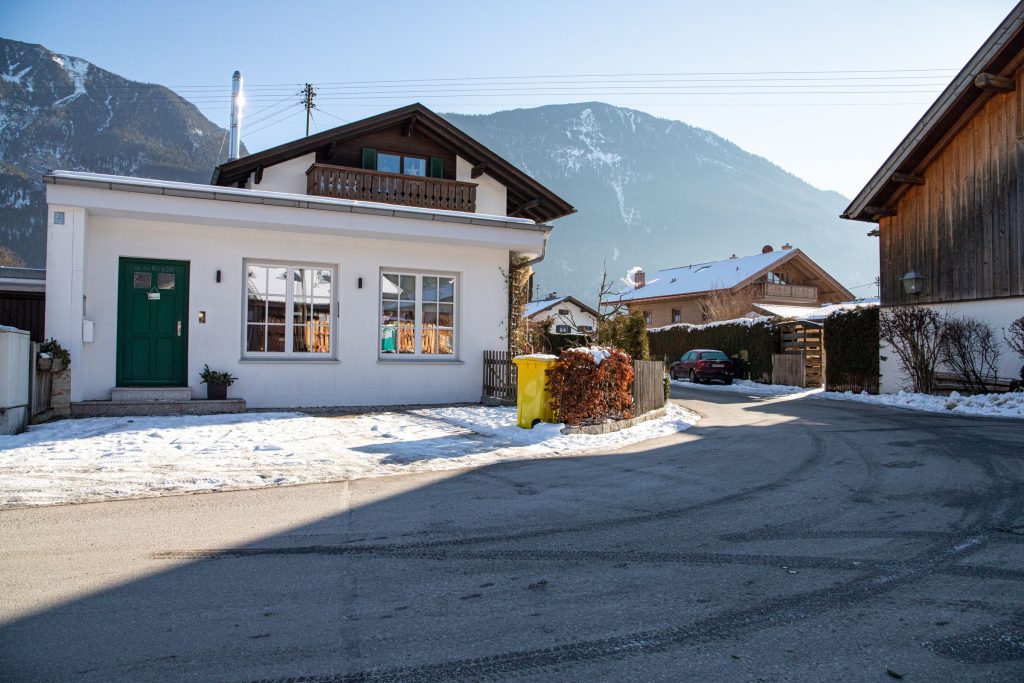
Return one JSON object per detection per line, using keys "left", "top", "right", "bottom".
{"left": 1, "top": 387, "right": 1022, "bottom": 681}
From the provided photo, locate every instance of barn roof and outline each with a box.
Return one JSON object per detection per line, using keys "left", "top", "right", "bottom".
{"left": 843, "top": 3, "right": 1024, "bottom": 222}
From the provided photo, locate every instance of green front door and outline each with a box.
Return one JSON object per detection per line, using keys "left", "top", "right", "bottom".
{"left": 116, "top": 258, "right": 189, "bottom": 387}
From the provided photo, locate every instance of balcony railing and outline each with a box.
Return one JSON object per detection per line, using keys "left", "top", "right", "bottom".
{"left": 764, "top": 282, "right": 818, "bottom": 302}
{"left": 306, "top": 163, "right": 477, "bottom": 213}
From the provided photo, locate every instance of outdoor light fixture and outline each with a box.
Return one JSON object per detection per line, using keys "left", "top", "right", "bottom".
{"left": 900, "top": 271, "right": 926, "bottom": 295}
{"left": 358, "top": 277, "right": 363, "bottom": 289}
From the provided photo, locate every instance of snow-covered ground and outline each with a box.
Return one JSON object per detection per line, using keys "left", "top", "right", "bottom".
{"left": 674, "top": 378, "right": 1024, "bottom": 419}
{"left": 0, "top": 404, "right": 699, "bottom": 509}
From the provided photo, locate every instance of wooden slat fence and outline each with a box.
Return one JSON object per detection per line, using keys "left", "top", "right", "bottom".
{"left": 29, "top": 342, "right": 54, "bottom": 421}
{"left": 779, "top": 322, "right": 824, "bottom": 387}
{"left": 631, "top": 360, "right": 666, "bottom": 416}
{"left": 772, "top": 352, "right": 806, "bottom": 388}
{"left": 482, "top": 350, "right": 517, "bottom": 403}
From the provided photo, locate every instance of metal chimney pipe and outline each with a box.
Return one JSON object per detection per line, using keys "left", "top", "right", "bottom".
{"left": 228, "top": 70, "right": 243, "bottom": 161}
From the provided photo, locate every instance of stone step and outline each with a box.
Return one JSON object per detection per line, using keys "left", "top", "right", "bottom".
{"left": 71, "top": 399, "right": 246, "bottom": 418}
{"left": 110, "top": 387, "right": 193, "bottom": 402}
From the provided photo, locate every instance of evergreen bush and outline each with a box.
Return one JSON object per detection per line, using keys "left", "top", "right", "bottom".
{"left": 648, "top": 319, "right": 777, "bottom": 382}
{"left": 824, "top": 307, "right": 880, "bottom": 393}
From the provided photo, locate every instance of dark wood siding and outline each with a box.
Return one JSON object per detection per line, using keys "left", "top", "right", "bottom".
{"left": 882, "top": 85, "right": 1024, "bottom": 306}
{"left": 0, "top": 291, "right": 45, "bottom": 341}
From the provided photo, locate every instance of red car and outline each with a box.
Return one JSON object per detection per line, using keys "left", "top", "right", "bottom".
{"left": 670, "top": 349, "right": 736, "bottom": 384}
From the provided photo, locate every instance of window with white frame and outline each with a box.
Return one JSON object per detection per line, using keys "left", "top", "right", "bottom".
{"left": 380, "top": 271, "right": 456, "bottom": 356}
{"left": 246, "top": 262, "right": 334, "bottom": 356}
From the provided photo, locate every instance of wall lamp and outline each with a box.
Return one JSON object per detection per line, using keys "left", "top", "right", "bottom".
{"left": 900, "top": 271, "right": 926, "bottom": 296}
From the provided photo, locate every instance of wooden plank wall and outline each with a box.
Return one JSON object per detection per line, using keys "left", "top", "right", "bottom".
{"left": 631, "top": 360, "right": 666, "bottom": 415}
{"left": 0, "top": 292, "right": 45, "bottom": 342}
{"left": 883, "top": 86, "right": 1024, "bottom": 306}
{"left": 772, "top": 352, "right": 806, "bottom": 388}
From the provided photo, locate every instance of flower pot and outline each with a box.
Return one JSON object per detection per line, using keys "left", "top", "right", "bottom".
{"left": 207, "top": 383, "right": 228, "bottom": 400}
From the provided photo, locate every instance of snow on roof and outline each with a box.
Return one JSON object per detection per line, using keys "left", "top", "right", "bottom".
{"left": 612, "top": 250, "right": 792, "bottom": 302}
{"left": 754, "top": 298, "right": 879, "bottom": 321}
{"left": 524, "top": 296, "right": 570, "bottom": 318}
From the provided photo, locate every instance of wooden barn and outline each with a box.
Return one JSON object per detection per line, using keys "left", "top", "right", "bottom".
{"left": 842, "top": 3, "right": 1024, "bottom": 392}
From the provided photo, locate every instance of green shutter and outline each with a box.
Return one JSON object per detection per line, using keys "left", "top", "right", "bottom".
{"left": 429, "top": 156, "right": 444, "bottom": 179}
{"left": 361, "top": 148, "right": 377, "bottom": 170}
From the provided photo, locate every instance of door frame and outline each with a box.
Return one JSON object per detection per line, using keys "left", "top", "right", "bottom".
{"left": 115, "top": 257, "right": 190, "bottom": 388}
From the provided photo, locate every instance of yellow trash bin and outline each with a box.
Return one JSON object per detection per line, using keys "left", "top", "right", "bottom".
{"left": 513, "top": 354, "right": 558, "bottom": 429}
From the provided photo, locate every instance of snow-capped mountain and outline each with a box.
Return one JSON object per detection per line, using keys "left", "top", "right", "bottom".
{"left": 446, "top": 103, "right": 877, "bottom": 301}
{"left": 0, "top": 37, "right": 243, "bottom": 266}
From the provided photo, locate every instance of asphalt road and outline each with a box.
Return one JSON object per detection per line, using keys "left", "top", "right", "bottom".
{"left": 1, "top": 386, "right": 1023, "bottom": 681}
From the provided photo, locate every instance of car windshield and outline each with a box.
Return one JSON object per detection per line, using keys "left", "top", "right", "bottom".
{"left": 699, "top": 351, "right": 730, "bottom": 361}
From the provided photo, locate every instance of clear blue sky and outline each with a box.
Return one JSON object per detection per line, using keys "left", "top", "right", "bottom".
{"left": 4, "top": 0, "right": 1018, "bottom": 196}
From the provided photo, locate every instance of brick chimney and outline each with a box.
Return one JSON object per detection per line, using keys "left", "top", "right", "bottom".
{"left": 781, "top": 242, "right": 793, "bottom": 250}
{"left": 761, "top": 245, "right": 774, "bottom": 254}
{"left": 635, "top": 269, "right": 645, "bottom": 289}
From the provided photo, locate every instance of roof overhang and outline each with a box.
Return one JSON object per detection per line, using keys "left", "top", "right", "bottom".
{"left": 45, "top": 171, "right": 550, "bottom": 257}
{"left": 843, "top": 4, "right": 1024, "bottom": 223}
{"left": 212, "top": 103, "right": 576, "bottom": 224}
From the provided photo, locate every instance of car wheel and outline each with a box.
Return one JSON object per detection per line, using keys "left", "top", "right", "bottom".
{"left": 689, "top": 370, "right": 698, "bottom": 384}
{"left": 724, "top": 377, "right": 733, "bottom": 385}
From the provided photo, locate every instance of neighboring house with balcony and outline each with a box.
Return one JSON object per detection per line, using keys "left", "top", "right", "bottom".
{"left": 609, "top": 245, "right": 852, "bottom": 328}
{"left": 841, "top": 4, "right": 1024, "bottom": 393}
{"left": 44, "top": 103, "right": 574, "bottom": 412}
{"left": 524, "top": 295, "right": 600, "bottom": 334}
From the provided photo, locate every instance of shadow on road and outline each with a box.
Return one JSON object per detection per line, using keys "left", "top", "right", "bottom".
{"left": 2, "top": 392, "right": 1023, "bottom": 681}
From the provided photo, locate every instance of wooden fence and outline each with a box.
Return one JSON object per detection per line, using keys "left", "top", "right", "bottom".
{"left": 482, "top": 350, "right": 517, "bottom": 403}
{"left": 779, "top": 322, "right": 824, "bottom": 387}
{"left": 29, "top": 342, "right": 56, "bottom": 421}
{"left": 631, "top": 360, "right": 666, "bottom": 415}
{"left": 772, "top": 352, "right": 806, "bottom": 388}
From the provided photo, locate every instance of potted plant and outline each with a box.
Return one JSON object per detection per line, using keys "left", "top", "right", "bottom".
{"left": 199, "top": 364, "right": 237, "bottom": 400}
{"left": 38, "top": 338, "right": 71, "bottom": 372}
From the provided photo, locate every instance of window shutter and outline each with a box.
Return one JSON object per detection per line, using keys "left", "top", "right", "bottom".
{"left": 361, "top": 148, "right": 377, "bottom": 170}
{"left": 429, "top": 156, "right": 444, "bottom": 179}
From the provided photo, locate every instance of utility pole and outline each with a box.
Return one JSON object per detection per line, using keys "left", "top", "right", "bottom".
{"left": 874, "top": 276, "right": 880, "bottom": 298}
{"left": 301, "top": 83, "right": 316, "bottom": 136}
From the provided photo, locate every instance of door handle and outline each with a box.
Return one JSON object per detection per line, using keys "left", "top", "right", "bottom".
{"left": 177, "top": 321, "right": 182, "bottom": 337}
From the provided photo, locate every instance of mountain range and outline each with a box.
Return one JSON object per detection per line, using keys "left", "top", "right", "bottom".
{"left": 0, "top": 36, "right": 244, "bottom": 267}
{"left": 0, "top": 36, "right": 875, "bottom": 301}
{"left": 447, "top": 104, "right": 876, "bottom": 300}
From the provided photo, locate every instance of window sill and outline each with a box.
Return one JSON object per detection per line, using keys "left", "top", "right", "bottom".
{"left": 239, "top": 357, "right": 340, "bottom": 364}
{"left": 377, "top": 358, "right": 464, "bottom": 365}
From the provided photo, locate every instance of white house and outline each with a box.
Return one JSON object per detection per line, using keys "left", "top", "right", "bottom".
{"left": 524, "top": 295, "right": 599, "bottom": 335}
{"left": 44, "top": 104, "right": 574, "bottom": 411}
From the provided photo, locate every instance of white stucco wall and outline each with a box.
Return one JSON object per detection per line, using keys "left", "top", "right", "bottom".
{"left": 248, "top": 153, "right": 316, "bottom": 194}
{"left": 879, "top": 298, "right": 1024, "bottom": 393}
{"left": 456, "top": 156, "right": 507, "bottom": 216}
{"left": 44, "top": 181, "right": 546, "bottom": 409}
{"left": 72, "top": 217, "right": 508, "bottom": 407}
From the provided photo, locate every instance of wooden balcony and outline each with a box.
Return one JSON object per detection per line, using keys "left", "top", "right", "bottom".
{"left": 763, "top": 282, "right": 819, "bottom": 303}
{"left": 306, "top": 163, "right": 477, "bottom": 213}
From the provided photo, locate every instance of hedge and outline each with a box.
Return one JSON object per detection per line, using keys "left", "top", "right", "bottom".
{"left": 648, "top": 319, "right": 778, "bottom": 382}
{"left": 824, "top": 307, "right": 880, "bottom": 394}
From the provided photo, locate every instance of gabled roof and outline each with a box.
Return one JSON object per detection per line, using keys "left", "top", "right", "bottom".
{"left": 524, "top": 295, "right": 599, "bottom": 319}
{"left": 212, "top": 103, "right": 575, "bottom": 224}
{"left": 843, "top": 3, "right": 1024, "bottom": 222}
{"left": 609, "top": 249, "right": 853, "bottom": 303}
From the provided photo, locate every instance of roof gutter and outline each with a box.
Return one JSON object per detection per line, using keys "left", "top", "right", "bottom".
{"left": 522, "top": 228, "right": 550, "bottom": 267}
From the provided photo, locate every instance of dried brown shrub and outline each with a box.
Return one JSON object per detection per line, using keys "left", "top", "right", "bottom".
{"left": 545, "top": 348, "right": 635, "bottom": 426}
